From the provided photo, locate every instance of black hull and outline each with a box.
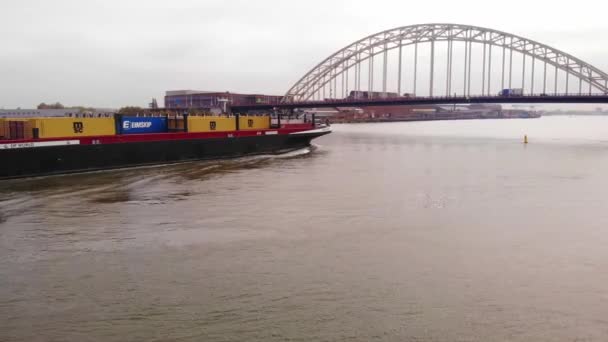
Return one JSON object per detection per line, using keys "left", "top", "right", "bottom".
{"left": 1, "top": 132, "right": 326, "bottom": 180}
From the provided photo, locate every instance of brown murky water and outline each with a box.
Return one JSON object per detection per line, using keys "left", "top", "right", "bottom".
{"left": 2, "top": 116, "right": 608, "bottom": 341}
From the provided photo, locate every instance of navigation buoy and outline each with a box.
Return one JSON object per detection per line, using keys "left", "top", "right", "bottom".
{"left": 524, "top": 135, "right": 528, "bottom": 144}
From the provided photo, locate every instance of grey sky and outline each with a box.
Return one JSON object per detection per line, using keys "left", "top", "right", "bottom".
{"left": 1, "top": 0, "right": 607, "bottom": 108}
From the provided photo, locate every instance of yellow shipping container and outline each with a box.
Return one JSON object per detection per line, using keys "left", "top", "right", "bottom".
{"left": 239, "top": 116, "right": 271, "bottom": 130}
{"left": 23, "top": 120, "right": 35, "bottom": 139}
{"left": 29, "top": 118, "right": 116, "bottom": 138}
{"left": 187, "top": 116, "right": 236, "bottom": 132}
{"left": 0, "top": 119, "right": 5, "bottom": 139}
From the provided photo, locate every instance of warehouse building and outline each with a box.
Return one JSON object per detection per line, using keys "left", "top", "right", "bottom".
{"left": 164, "top": 90, "right": 283, "bottom": 112}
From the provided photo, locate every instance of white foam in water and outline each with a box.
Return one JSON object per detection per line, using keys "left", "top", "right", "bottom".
{"left": 274, "top": 146, "right": 313, "bottom": 158}
{"left": 223, "top": 146, "right": 313, "bottom": 165}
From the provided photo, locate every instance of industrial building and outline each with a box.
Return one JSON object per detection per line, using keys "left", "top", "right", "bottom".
{"left": 164, "top": 90, "right": 283, "bottom": 112}
{"left": 0, "top": 108, "right": 115, "bottom": 118}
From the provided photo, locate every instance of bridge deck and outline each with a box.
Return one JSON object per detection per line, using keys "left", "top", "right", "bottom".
{"left": 232, "top": 94, "right": 608, "bottom": 111}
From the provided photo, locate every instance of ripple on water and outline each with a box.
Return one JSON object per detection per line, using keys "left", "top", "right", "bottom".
{"left": 3, "top": 121, "right": 608, "bottom": 341}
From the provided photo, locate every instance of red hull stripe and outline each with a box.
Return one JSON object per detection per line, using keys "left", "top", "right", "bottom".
{"left": 0, "top": 126, "right": 314, "bottom": 145}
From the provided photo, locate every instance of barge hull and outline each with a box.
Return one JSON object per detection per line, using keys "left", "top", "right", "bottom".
{"left": 0, "top": 130, "right": 328, "bottom": 180}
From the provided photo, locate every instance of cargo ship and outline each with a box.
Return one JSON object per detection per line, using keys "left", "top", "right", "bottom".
{"left": 0, "top": 114, "right": 331, "bottom": 180}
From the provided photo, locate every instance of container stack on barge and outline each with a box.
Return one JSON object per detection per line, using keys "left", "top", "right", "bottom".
{"left": 0, "top": 113, "right": 331, "bottom": 180}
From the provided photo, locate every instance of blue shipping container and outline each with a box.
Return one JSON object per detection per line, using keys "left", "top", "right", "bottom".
{"left": 120, "top": 117, "right": 167, "bottom": 134}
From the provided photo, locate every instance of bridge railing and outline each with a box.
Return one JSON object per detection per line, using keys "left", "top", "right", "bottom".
{"left": 230, "top": 92, "right": 608, "bottom": 111}
{"left": 285, "top": 92, "right": 608, "bottom": 105}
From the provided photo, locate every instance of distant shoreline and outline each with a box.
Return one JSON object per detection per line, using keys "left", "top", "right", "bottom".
{"left": 542, "top": 112, "right": 608, "bottom": 116}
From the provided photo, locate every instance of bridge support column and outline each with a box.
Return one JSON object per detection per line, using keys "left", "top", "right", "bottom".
{"left": 398, "top": 40, "right": 402, "bottom": 95}
{"left": 579, "top": 66, "right": 583, "bottom": 95}
{"left": 463, "top": 33, "right": 469, "bottom": 96}
{"left": 508, "top": 37, "right": 513, "bottom": 89}
{"left": 467, "top": 40, "right": 472, "bottom": 96}
{"left": 369, "top": 55, "right": 373, "bottom": 96}
{"left": 482, "top": 39, "right": 487, "bottom": 96}
{"left": 413, "top": 41, "right": 418, "bottom": 95}
{"left": 323, "top": 80, "right": 326, "bottom": 100}
{"left": 429, "top": 39, "right": 435, "bottom": 97}
{"left": 344, "top": 59, "right": 348, "bottom": 98}
{"left": 565, "top": 58, "right": 569, "bottom": 94}
{"left": 521, "top": 43, "right": 526, "bottom": 91}
{"left": 382, "top": 43, "right": 388, "bottom": 96}
{"left": 329, "top": 68, "right": 333, "bottom": 99}
{"left": 355, "top": 54, "right": 361, "bottom": 93}
{"left": 554, "top": 65, "right": 559, "bottom": 94}
{"left": 462, "top": 31, "right": 471, "bottom": 96}
{"left": 340, "top": 60, "right": 345, "bottom": 98}
{"left": 501, "top": 43, "right": 506, "bottom": 90}
{"left": 449, "top": 38, "right": 454, "bottom": 95}
{"left": 543, "top": 60, "right": 548, "bottom": 94}
{"left": 487, "top": 43, "right": 492, "bottom": 95}
{"left": 334, "top": 67, "right": 337, "bottom": 98}
{"left": 531, "top": 47, "right": 536, "bottom": 94}
{"left": 446, "top": 37, "right": 452, "bottom": 96}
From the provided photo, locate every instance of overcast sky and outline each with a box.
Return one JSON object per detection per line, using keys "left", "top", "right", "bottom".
{"left": 1, "top": 0, "right": 607, "bottom": 109}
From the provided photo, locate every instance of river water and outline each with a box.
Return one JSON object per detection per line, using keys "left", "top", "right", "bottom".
{"left": 2, "top": 116, "right": 608, "bottom": 341}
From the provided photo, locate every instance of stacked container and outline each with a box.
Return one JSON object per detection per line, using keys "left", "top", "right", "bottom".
{"left": 238, "top": 116, "right": 271, "bottom": 130}
{"left": 30, "top": 118, "right": 116, "bottom": 138}
{"left": 118, "top": 116, "right": 168, "bottom": 135}
{"left": 187, "top": 116, "right": 237, "bottom": 132}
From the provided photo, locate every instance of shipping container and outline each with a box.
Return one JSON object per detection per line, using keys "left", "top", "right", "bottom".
{"left": 119, "top": 116, "right": 168, "bottom": 134}
{"left": 238, "top": 116, "right": 271, "bottom": 130}
{"left": 168, "top": 116, "right": 186, "bottom": 131}
{"left": 29, "top": 118, "right": 115, "bottom": 138}
{"left": 187, "top": 116, "right": 236, "bottom": 132}
{"left": 0, "top": 119, "right": 5, "bottom": 139}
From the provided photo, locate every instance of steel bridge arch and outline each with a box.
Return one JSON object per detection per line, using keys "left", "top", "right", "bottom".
{"left": 283, "top": 23, "right": 608, "bottom": 102}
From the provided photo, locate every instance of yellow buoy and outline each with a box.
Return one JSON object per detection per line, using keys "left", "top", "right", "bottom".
{"left": 524, "top": 135, "right": 528, "bottom": 144}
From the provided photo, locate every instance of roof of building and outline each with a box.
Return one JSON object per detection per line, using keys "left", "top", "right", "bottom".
{"left": 165, "top": 90, "right": 282, "bottom": 98}
{"left": 165, "top": 90, "right": 218, "bottom": 96}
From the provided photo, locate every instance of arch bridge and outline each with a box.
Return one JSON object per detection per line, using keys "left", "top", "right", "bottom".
{"left": 234, "top": 24, "right": 608, "bottom": 111}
